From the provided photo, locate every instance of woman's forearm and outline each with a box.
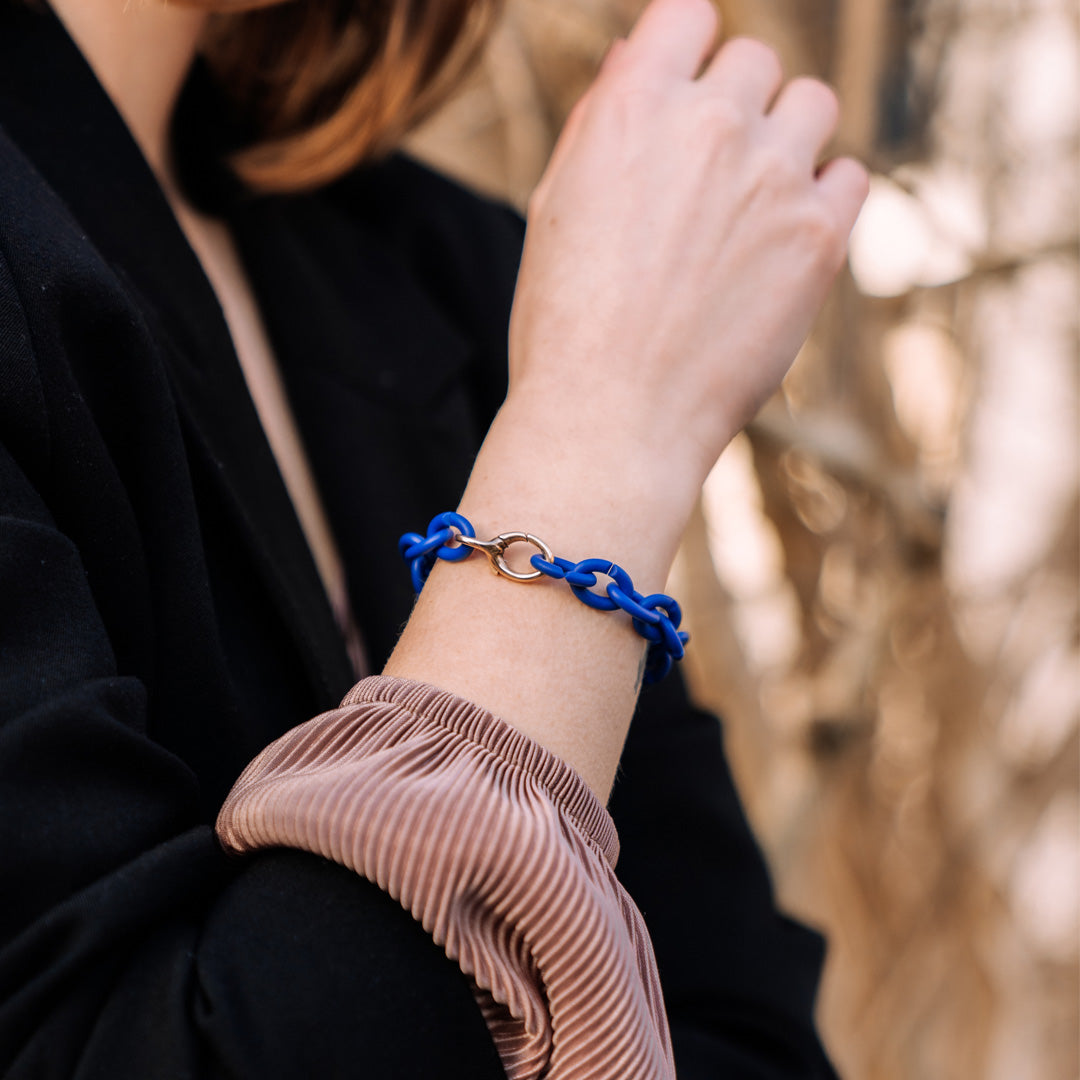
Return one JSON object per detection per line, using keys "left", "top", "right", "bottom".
{"left": 385, "top": 0, "right": 868, "bottom": 802}
{"left": 383, "top": 398, "right": 696, "bottom": 801}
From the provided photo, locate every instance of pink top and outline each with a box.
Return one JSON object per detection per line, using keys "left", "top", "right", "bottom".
{"left": 216, "top": 675, "right": 675, "bottom": 1079}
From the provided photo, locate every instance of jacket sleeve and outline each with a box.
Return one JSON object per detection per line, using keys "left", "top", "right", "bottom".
{"left": 0, "top": 253, "right": 506, "bottom": 1080}
{"left": 216, "top": 676, "right": 677, "bottom": 1080}
{"left": 610, "top": 673, "right": 841, "bottom": 1079}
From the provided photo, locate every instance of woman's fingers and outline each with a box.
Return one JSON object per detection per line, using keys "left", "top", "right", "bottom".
{"left": 700, "top": 36, "right": 784, "bottom": 112}
{"left": 621, "top": 0, "right": 719, "bottom": 80}
{"left": 516, "top": 13, "right": 872, "bottom": 480}
{"left": 768, "top": 76, "right": 841, "bottom": 165}
{"left": 816, "top": 156, "right": 871, "bottom": 236}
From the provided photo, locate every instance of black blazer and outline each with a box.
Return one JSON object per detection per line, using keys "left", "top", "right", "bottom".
{"left": 0, "top": 6, "right": 837, "bottom": 1077}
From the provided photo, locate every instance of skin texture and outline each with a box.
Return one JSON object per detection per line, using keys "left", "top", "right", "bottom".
{"left": 48, "top": 0, "right": 869, "bottom": 801}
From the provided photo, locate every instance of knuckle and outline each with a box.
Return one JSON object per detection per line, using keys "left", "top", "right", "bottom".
{"left": 606, "top": 83, "right": 663, "bottom": 127}
{"left": 594, "top": 62, "right": 658, "bottom": 112}
{"left": 755, "top": 143, "right": 802, "bottom": 187}
{"left": 596, "top": 41, "right": 660, "bottom": 97}
{"left": 790, "top": 77, "right": 840, "bottom": 122}
{"left": 694, "top": 94, "right": 748, "bottom": 140}
{"left": 725, "top": 36, "right": 784, "bottom": 83}
{"left": 599, "top": 36, "right": 627, "bottom": 71}
{"left": 799, "top": 203, "right": 844, "bottom": 262}
{"left": 841, "top": 157, "right": 872, "bottom": 201}
{"left": 598, "top": 41, "right": 634, "bottom": 83}
{"left": 669, "top": 0, "right": 719, "bottom": 35}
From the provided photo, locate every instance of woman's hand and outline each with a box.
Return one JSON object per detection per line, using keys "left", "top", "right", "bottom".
{"left": 386, "top": 0, "right": 868, "bottom": 800}
{"left": 507, "top": 0, "right": 868, "bottom": 495}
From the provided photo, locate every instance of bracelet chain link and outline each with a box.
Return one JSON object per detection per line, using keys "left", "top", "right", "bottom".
{"left": 399, "top": 512, "right": 688, "bottom": 684}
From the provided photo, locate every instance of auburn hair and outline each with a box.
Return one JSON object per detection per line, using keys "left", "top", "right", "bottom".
{"left": 174, "top": 0, "right": 500, "bottom": 193}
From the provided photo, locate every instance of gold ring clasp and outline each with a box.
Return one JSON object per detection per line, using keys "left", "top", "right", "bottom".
{"left": 455, "top": 530, "right": 554, "bottom": 583}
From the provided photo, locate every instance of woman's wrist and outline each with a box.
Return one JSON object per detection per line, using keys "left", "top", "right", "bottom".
{"left": 382, "top": 393, "right": 701, "bottom": 801}
{"left": 467, "top": 392, "right": 703, "bottom": 591}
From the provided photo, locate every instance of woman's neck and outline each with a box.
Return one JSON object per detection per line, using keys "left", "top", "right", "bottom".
{"left": 48, "top": 0, "right": 207, "bottom": 186}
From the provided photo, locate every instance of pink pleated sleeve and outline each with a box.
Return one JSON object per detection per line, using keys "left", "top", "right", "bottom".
{"left": 215, "top": 675, "right": 675, "bottom": 1080}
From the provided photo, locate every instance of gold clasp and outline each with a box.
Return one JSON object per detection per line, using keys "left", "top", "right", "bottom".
{"left": 453, "top": 529, "right": 554, "bottom": 583}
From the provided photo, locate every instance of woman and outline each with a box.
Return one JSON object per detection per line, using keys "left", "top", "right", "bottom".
{"left": 0, "top": 0, "right": 867, "bottom": 1076}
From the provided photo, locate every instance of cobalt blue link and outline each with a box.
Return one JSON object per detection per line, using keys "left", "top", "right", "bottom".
{"left": 399, "top": 513, "right": 689, "bottom": 684}
{"left": 398, "top": 511, "right": 476, "bottom": 594}
{"left": 530, "top": 555, "right": 688, "bottom": 681}
{"left": 530, "top": 554, "right": 685, "bottom": 653}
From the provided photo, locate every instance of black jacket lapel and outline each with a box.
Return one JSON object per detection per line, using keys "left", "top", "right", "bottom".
{"left": 0, "top": 3, "right": 355, "bottom": 707}
{"left": 229, "top": 191, "right": 480, "bottom": 667}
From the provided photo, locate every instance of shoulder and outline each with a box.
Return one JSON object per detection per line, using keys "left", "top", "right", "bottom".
{"left": 0, "top": 122, "right": 129, "bottom": 355}
{"left": 0, "top": 124, "right": 100, "bottom": 289}
{"left": 0, "top": 124, "right": 166, "bottom": 488}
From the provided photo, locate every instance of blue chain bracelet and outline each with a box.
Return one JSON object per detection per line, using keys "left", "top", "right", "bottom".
{"left": 398, "top": 512, "right": 688, "bottom": 684}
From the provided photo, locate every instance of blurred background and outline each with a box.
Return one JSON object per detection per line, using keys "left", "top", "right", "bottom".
{"left": 407, "top": 1, "right": 1079, "bottom": 1077}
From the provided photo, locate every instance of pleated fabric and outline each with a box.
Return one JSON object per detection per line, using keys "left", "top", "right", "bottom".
{"left": 216, "top": 676, "right": 675, "bottom": 1079}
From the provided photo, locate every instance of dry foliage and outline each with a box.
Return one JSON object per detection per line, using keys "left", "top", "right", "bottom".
{"left": 408, "top": 2, "right": 1080, "bottom": 1077}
